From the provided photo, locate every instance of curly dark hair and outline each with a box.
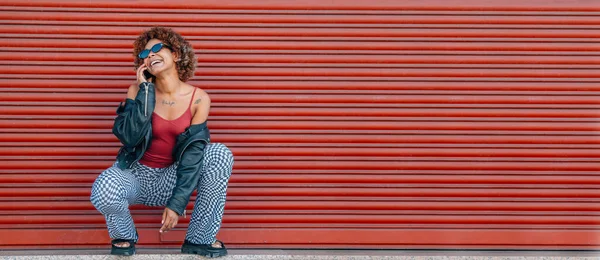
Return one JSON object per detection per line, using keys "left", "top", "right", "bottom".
{"left": 133, "top": 27, "right": 196, "bottom": 82}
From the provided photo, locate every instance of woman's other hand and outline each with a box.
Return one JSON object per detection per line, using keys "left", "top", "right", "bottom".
{"left": 160, "top": 207, "right": 179, "bottom": 233}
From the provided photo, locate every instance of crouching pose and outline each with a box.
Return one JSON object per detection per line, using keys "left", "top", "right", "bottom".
{"left": 90, "top": 27, "right": 233, "bottom": 258}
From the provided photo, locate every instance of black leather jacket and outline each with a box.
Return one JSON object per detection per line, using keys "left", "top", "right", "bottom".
{"left": 112, "top": 82, "right": 210, "bottom": 216}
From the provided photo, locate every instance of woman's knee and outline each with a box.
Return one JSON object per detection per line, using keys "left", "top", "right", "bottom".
{"left": 204, "top": 143, "right": 234, "bottom": 177}
{"left": 90, "top": 167, "right": 129, "bottom": 214}
{"left": 203, "top": 143, "right": 233, "bottom": 180}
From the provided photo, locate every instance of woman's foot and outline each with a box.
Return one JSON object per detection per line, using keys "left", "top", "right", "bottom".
{"left": 211, "top": 241, "right": 222, "bottom": 248}
{"left": 181, "top": 240, "right": 228, "bottom": 258}
{"left": 113, "top": 241, "right": 130, "bottom": 248}
{"left": 110, "top": 239, "right": 136, "bottom": 256}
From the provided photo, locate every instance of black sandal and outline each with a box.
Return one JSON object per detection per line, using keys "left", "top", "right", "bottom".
{"left": 181, "top": 239, "right": 228, "bottom": 258}
{"left": 110, "top": 239, "right": 136, "bottom": 256}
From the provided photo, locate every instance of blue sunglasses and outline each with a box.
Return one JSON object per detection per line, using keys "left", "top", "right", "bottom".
{"left": 138, "top": 43, "right": 172, "bottom": 59}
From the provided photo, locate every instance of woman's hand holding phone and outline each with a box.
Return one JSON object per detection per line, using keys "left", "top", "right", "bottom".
{"left": 136, "top": 64, "right": 152, "bottom": 85}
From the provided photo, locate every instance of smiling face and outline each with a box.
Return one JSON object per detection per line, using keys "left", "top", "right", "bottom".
{"left": 142, "top": 38, "right": 178, "bottom": 77}
{"left": 133, "top": 27, "right": 197, "bottom": 82}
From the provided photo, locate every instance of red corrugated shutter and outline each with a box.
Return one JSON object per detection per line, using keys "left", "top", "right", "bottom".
{"left": 1, "top": 0, "right": 599, "bottom": 250}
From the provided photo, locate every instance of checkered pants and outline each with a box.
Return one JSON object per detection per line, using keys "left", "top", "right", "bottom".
{"left": 90, "top": 143, "right": 234, "bottom": 244}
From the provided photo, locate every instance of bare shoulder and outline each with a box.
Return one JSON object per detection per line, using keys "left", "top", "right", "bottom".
{"left": 189, "top": 85, "right": 210, "bottom": 105}
{"left": 189, "top": 84, "right": 211, "bottom": 122}
{"left": 126, "top": 84, "right": 139, "bottom": 100}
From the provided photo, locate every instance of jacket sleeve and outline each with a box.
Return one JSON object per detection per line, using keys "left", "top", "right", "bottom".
{"left": 166, "top": 139, "right": 208, "bottom": 215}
{"left": 112, "top": 82, "right": 156, "bottom": 147}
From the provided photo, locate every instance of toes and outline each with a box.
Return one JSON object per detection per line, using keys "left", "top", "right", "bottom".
{"left": 211, "top": 241, "right": 224, "bottom": 248}
{"left": 114, "top": 242, "right": 130, "bottom": 248}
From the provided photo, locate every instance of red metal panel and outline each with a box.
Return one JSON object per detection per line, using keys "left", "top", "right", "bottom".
{"left": 7, "top": 52, "right": 600, "bottom": 65}
{"left": 1, "top": 229, "right": 600, "bottom": 250}
{"left": 4, "top": 201, "right": 600, "bottom": 212}
{"left": 2, "top": 0, "right": 600, "bottom": 11}
{"left": 4, "top": 12, "right": 600, "bottom": 25}
{"left": 1, "top": 0, "right": 599, "bottom": 250}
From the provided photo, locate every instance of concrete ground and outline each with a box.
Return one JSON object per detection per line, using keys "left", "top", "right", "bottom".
{"left": 0, "top": 249, "right": 598, "bottom": 260}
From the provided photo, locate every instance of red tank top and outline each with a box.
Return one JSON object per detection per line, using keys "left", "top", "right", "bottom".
{"left": 139, "top": 88, "right": 196, "bottom": 168}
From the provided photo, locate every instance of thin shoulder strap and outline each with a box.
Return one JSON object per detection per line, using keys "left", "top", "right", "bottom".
{"left": 188, "top": 88, "right": 198, "bottom": 109}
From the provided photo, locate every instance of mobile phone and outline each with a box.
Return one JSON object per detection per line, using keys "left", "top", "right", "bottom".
{"left": 143, "top": 70, "right": 155, "bottom": 81}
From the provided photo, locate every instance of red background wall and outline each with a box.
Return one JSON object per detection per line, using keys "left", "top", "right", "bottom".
{"left": 0, "top": 0, "right": 599, "bottom": 249}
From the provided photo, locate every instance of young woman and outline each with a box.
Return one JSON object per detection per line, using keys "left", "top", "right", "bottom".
{"left": 90, "top": 27, "right": 234, "bottom": 258}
